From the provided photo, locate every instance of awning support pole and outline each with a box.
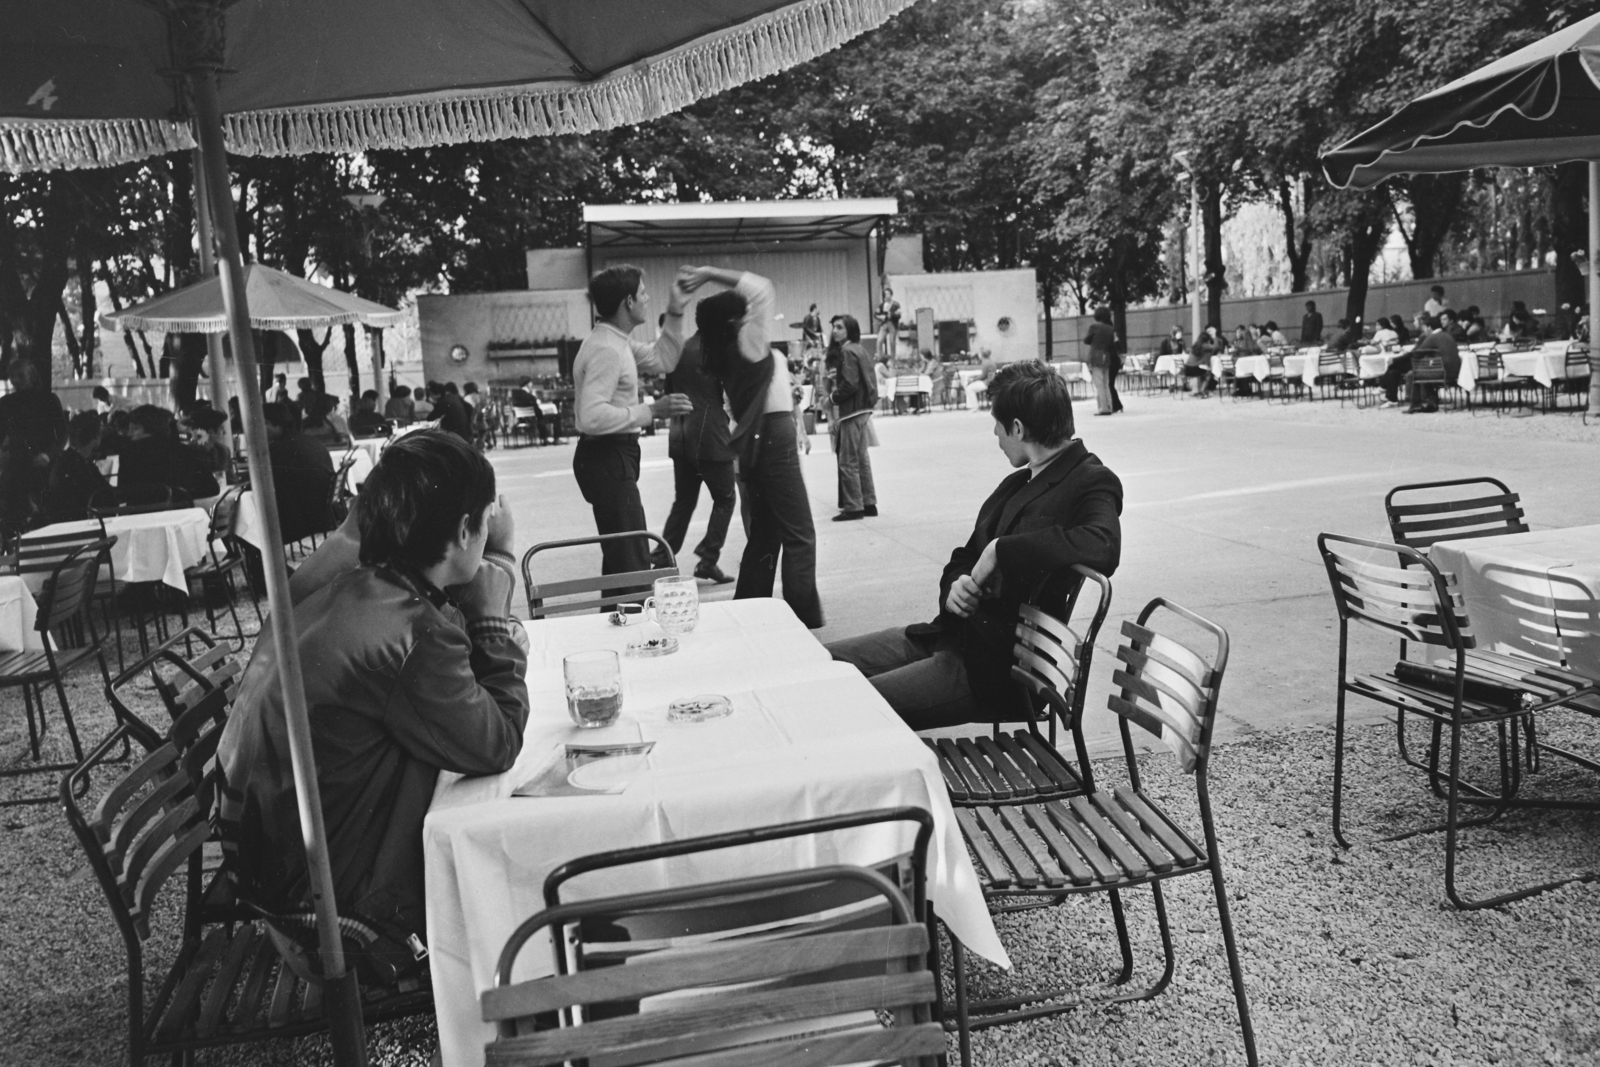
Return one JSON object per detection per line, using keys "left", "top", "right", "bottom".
{"left": 191, "top": 147, "right": 232, "bottom": 457}
{"left": 188, "top": 67, "right": 368, "bottom": 1067}
{"left": 1589, "top": 162, "right": 1599, "bottom": 416}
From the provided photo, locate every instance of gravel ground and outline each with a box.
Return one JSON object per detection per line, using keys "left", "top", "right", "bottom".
{"left": 5, "top": 613, "right": 1599, "bottom": 1065}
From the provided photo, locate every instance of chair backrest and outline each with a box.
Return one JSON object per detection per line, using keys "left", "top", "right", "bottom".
{"left": 37, "top": 537, "right": 115, "bottom": 642}
{"left": 1318, "top": 349, "right": 1343, "bottom": 373}
{"left": 1266, "top": 352, "right": 1285, "bottom": 374}
{"left": 11, "top": 519, "right": 109, "bottom": 580}
{"left": 61, "top": 723, "right": 211, "bottom": 944}
{"left": 483, "top": 866, "right": 941, "bottom": 1067}
{"left": 1384, "top": 477, "right": 1528, "bottom": 551}
{"left": 1411, "top": 350, "right": 1446, "bottom": 382}
{"left": 105, "top": 625, "right": 239, "bottom": 751}
{"left": 1476, "top": 350, "right": 1502, "bottom": 378}
{"left": 1010, "top": 565, "right": 1112, "bottom": 730}
{"left": 1317, "top": 533, "right": 1472, "bottom": 651}
{"left": 1564, "top": 345, "right": 1591, "bottom": 378}
{"left": 521, "top": 532, "right": 678, "bottom": 619}
{"left": 1106, "top": 598, "right": 1229, "bottom": 774}
{"left": 208, "top": 484, "right": 246, "bottom": 541}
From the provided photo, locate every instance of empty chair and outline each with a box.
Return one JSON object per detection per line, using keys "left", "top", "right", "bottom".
{"left": 183, "top": 486, "right": 261, "bottom": 649}
{"left": 521, "top": 532, "right": 677, "bottom": 619}
{"left": 1317, "top": 533, "right": 1599, "bottom": 909}
{"left": 942, "top": 597, "right": 1256, "bottom": 1067}
{"left": 1385, "top": 477, "right": 1528, "bottom": 553}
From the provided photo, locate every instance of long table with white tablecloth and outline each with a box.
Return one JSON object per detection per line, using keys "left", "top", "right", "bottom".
{"left": 27, "top": 509, "right": 209, "bottom": 593}
{"left": 423, "top": 597, "right": 1006, "bottom": 1067}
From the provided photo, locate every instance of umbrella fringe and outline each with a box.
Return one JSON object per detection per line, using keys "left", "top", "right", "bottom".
{"left": 96, "top": 310, "right": 400, "bottom": 333}
{"left": 224, "top": 0, "right": 915, "bottom": 155}
{"left": 1, "top": 117, "right": 193, "bottom": 174}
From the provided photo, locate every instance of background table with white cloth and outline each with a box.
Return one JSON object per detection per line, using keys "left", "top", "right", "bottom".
{"left": 0, "top": 575, "right": 45, "bottom": 651}
{"left": 1359, "top": 350, "right": 1404, "bottom": 379}
{"left": 1432, "top": 526, "right": 1600, "bottom": 681}
{"left": 26, "top": 510, "right": 209, "bottom": 594}
{"left": 423, "top": 597, "right": 1007, "bottom": 1067}
{"left": 1456, "top": 344, "right": 1573, "bottom": 391}
{"left": 1231, "top": 353, "right": 1319, "bottom": 388}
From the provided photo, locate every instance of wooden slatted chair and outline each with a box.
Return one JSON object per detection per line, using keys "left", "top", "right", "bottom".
{"left": 944, "top": 598, "right": 1256, "bottom": 1067}
{"left": 521, "top": 532, "right": 677, "bottom": 619}
{"left": 928, "top": 566, "right": 1110, "bottom": 811}
{"left": 1386, "top": 477, "right": 1528, "bottom": 553}
{"left": 103, "top": 625, "right": 242, "bottom": 751}
{"left": 942, "top": 600, "right": 1254, "bottom": 1063}
{"left": 484, "top": 864, "right": 942, "bottom": 1067}
{"left": 1317, "top": 534, "right": 1600, "bottom": 909}
{"left": 61, "top": 721, "right": 434, "bottom": 1066}
{"left": 0, "top": 538, "right": 116, "bottom": 806}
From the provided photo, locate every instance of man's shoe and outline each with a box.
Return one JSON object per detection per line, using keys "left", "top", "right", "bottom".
{"left": 863, "top": 505, "right": 878, "bottom": 517}
{"left": 832, "top": 510, "right": 866, "bottom": 522}
{"left": 1403, "top": 405, "right": 1425, "bottom": 414}
{"left": 1380, "top": 400, "right": 1400, "bottom": 408}
{"left": 693, "top": 563, "right": 734, "bottom": 584}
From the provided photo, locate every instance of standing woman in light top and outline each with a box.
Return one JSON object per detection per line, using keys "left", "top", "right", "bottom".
{"left": 681, "top": 267, "right": 825, "bottom": 629}
{"left": 571, "top": 265, "right": 694, "bottom": 579}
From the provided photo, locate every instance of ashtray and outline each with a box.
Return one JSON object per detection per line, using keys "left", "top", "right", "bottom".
{"left": 667, "top": 694, "right": 732, "bottom": 723}
{"left": 625, "top": 635, "right": 679, "bottom": 657}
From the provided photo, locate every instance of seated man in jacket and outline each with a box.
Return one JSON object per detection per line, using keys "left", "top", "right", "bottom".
{"left": 827, "top": 362, "right": 1122, "bottom": 730}
{"left": 43, "top": 412, "right": 108, "bottom": 523}
{"left": 264, "top": 402, "right": 335, "bottom": 544}
{"left": 118, "top": 404, "right": 219, "bottom": 501}
{"left": 216, "top": 430, "right": 529, "bottom": 983}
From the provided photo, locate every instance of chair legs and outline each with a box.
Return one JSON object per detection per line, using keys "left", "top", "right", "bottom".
{"left": 1, "top": 675, "right": 90, "bottom": 807}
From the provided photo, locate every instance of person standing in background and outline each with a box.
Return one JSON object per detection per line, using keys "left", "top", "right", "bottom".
{"left": 1083, "top": 306, "right": 1118, "bottom": 416}
{"left": 1301, "top": 301, "right": 1324, "bottom": 345}
{"left": 572, "top": 265, "right": 692, "bottom": 579}
{"left": 828, "top": 315, "right": 877, "bottom": 522}
{"left": 653, "top": 324, "right": 738, "bottom": 585}
{"left": 876, "top": 287, "right": 902, "bottom": 362}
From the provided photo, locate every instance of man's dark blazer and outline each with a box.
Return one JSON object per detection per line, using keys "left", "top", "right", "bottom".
{"left": 918, "top": 439, "right": 1122, "bottom": 715}
{"left": 666, "top": 335, "right": 733, "bottom": 464}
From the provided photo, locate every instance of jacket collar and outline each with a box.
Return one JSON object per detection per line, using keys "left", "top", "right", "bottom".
{"left": 379, "top": 561, "right": 454, "bottom": 610}
{"left": 998, "top": 439, "right": 1088, "bottom": 532}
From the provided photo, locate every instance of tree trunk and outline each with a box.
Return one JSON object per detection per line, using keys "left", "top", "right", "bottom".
{"left": 295, "top": 327, "right": 331, "bottom": 396}
{"left": 342, "top": 323, "right": 360, "bottom": 396}
{"left": 1395, "top": 174, "right": 1464, "bottom": 279}
{"left": 78, "top": 254, "right": 96, "bottom": 377}
{"left": 1041, "top": 278, "right": 1054, "bottom": 359}
{"left": 1342, "top": 190, "right": 1391, "bottom": 329}
{"left": 55, "top": 300, "right": 82, "bottom": 377}
{"left": 166, "top": 153, "right": 197, "bottom": 285}
{"left": 99, "top": 269, "right": 148, "bottom": 376}
{"left": 23, "top": 176, "right": 76, "bottom": 387}
{"left": 1551, "top": 161, "right": 1586, "bottom": 312}
{"left": 1108, "top": 261, "right": 1129, "bottom": 360}
{"left": 1278, "top": 176, "right": 1312, "bottom": 293}
{"left": 1202, "top": 182, "right": 1224, "bottom": 329}
{"left": 0, "top": 193, "right": 30, "bottom": 372}
{"left": 234, "top": 176, "right": 253, "bottom": 264}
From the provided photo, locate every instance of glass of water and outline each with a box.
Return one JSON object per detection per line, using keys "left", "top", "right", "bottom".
{"left": 645, "top": 574, "right": 700, "bottom": 635}
{"left": 563, "top": 649, "right": 622, "bottom": 729}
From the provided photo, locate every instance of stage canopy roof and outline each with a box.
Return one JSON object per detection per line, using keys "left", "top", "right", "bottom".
{"left": 583, "top": 198, "right": 898, "bottom": 248}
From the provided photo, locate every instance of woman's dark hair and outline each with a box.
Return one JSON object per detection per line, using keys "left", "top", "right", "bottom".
{"left": 588, "top": 265, "right": 644, "bottom": 319}
{"left": 1093, "top": 306, "right": 1112, "bottom": 324}
{"left": 392, "top": 384, "right": 411, "bottom": 399}
{"left": 129, "top": 404, "right": 173, "bottom": 438}
{"left": 357, "top": 429, "right": 496, "bottom": 571}
{"left": 834, "top": 314, "right": 861, "bottom": 343}
{"left": 989, "top": 362, "right": 1074, "bottom": 447}
{"left": 695, "top": 288, "right": 750, "bottom": 381}
{"left": 262, "top": 402, "right": 301, "bottom": 432}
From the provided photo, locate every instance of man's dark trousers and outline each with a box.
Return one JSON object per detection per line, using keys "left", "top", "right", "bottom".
{"left": 572, "top": 433, "right": 652, "bottom": 577}
{"left": 659, "top": 457, "right": 737, "bottom": 568}
{"left": 735, "top": 414, "right": 823, "bottom": 628}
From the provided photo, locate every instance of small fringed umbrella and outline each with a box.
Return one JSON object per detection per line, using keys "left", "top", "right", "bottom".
{"left": 101, "top": 264, "right": 404, "bottom": 333}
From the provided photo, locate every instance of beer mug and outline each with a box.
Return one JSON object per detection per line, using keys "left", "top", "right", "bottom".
{"left": 643, "top": 574, "right": 700, "bottom": 636}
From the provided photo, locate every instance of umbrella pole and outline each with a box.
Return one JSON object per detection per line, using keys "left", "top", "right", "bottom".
{"left": 188, "top": 70, "right": 368, "bottom": 1067}
{"left": 192, "top": 147, "right": 233, "bottom": 458}
{"left": 1590, "top": 163, "right": 1600, "bottom": 417}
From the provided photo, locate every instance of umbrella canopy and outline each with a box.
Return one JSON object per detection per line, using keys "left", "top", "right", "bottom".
{"left": 1322, "top": 11, "right": 1600, "bottom": 188}
{"left": 100, "top": 264, "right": 404, "bottom": 333}
{"left": 1, "top": 0, "right": 915, "bottom": 173}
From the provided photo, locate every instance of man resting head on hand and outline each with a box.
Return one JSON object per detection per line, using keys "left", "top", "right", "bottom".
{"left": 217, "top": 430, "right": 529, "bottom": 985}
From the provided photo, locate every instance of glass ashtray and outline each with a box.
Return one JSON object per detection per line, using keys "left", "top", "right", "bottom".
{"left": 667, "top": 694, "right": 732, "bottom": 723}
{"left": 625, "top": 634, "right": 679, "bottom": 657}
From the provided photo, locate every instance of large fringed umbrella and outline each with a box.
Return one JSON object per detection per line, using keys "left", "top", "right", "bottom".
{"left": 0, "top": 2, "right": 917, "bottom": 1063}
{"left": 1320, "top": 11, "right": 1600, "bottom": 412}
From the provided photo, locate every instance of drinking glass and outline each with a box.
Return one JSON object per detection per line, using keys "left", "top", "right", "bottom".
{"left": 563, "top": 649, "right": 622, "bottom": 729}
{"left": 644, "top": 574, "right": 700, "bottom": 635}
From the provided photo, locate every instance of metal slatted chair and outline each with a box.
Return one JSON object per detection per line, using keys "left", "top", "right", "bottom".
{"left": 1317, "top": 534, "right": 1600, "bottom": 909}
{"left": 928, "top": 566, "right": 1110, "bottom": 810}
{"left": 0, "top": 537, "right": 116, "bottom": 806}
{"left": 521, "top": 532, "right": 677, "bottom": 619}
{"left": 944, "top": 598, "right": 1256, "bottom": 1067}
{"left": 1408, "top": 349, "right": 1450, "bottom": 410}
{"left": 183, "top": 486, "right": 261, "bottom": 649}
{"left": 2, "top": 518, "right": 127, "bottom": 670}
{"left": 486, "top": 814, "right": 942, "bottom": 1067}
{"left": 1385, "top": 477, "right": 1528, "bottom": 553}
{"left": 1313, "top": 347, "right": 1348, "bottom": 399}
{"left": 1213, "top": 353, "right": 1239, "bottom": 400}
{"left": 103, "top": 626, "right": 242, "bottom": 751}
{"left": 1544, "top": 344, "right": 1592, "bottom": 416}
{"left": 61, "top": 721, "right": 434, "bottom": 1066}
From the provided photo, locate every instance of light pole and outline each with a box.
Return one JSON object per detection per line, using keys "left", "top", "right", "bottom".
{"left": 1173, "top": 153, "right": 1202, "bottom": 343}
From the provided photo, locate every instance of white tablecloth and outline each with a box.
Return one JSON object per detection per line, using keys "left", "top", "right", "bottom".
{"left": 1457, "top": 345, "right": 1572, "bottom": 391}
{"left": 0, "top": 575, "right": 44, "bottom": 652}
{"left": 1051, "top": 360, "right": 1091, "bottom": 383}
{"left": 1359, "top": 351, "right": 1402, "bottom": 379}
{"left": 1432, "top": 525, "right": 1600, "bottom": 681}
{"left": 28, "top": 509, "right": 209, "bottom": 593}
{"left": 1232, "top": 353, "right": 1319, "bottom": 388}
{"left": 423, "top": 598, "right": 1006, "bottom": 1067}
{"left": 1153, "top": 355, "right": 1183, "bottom": 377}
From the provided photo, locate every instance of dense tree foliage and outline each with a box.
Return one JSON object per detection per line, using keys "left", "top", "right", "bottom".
{"left": 5, "top": 0, "right": 1600, "bottom": 381}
